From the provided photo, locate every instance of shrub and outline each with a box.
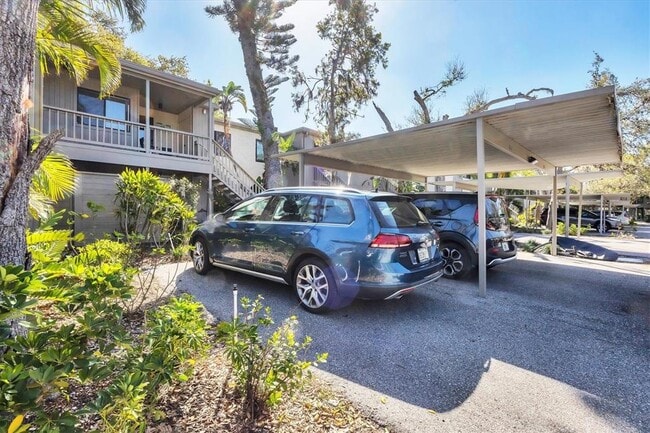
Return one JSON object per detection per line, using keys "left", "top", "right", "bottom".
{"left": 139, "top": 294, "right": 211, "bottom": 394}
{"left": 217, "top": 296, "right": 327, "bottom": 421}
{"left": 556, "top": 222, "right": 589, "bottom": 236}
{"left": 114, "top": 168, "right": 195, "bottom": 251}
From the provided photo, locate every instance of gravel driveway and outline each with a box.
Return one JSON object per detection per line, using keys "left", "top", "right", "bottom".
{"left": 165, "top": 250, "right": 649, "bottom": 433}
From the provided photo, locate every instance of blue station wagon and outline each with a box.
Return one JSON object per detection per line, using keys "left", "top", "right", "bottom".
{"left": 190, "top": 187, "right": 445, "bottom": 313}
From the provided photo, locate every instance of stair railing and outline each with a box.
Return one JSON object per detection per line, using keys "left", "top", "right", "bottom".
{"left": 212, "top": 139, "right": 265, "bottom": 200}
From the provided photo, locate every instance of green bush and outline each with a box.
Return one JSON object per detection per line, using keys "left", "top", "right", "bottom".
{"left": 114, "top": 168, "right": 195, "bottom": 251}
{"left": 217, "top": 296, "right": 327, "bottom": 420}
{"left": 140, "top": 294, "right": 210, "bottom": 394}
{"left": 556, "top": 221, "right": 589, "bottom": 236}
{"left": 1, "top": 261, "right": 210, "bottom": 432}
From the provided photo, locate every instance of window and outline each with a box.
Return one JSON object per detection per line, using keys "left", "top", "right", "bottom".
{"left": 321, "top": 197, "right": 354, "bottom": 224}
{"left": 266, "top": 194, "right": 315, "bottom": 222}
{"left": 413, "top": 199, "right": 446, "bottom": 218}
{"left": 370, "top": 197, "right": 426, "bottom": 228}
{"left": 225, "top": 196, "right": 272, "bottom": 222}
{"left": 77, "top": 88, "right": 129, "bottom": 130}
{"left": 255, "top": 139, "right": 264, "bottom": 162}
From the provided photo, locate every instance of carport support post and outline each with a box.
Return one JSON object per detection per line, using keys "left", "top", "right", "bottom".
{"left": 577, "top": 183, "right": 584, "bottom": 238}
{"left": 565, "top": 175, "right": 570, "bottom": 237}
{"left": 298, "top": 154, "right": 305, "bottom": 186}
{"left": 551, "top": 169, "right": 558, "bottom": 256}
{"left": 476, "top": 118, "right": 487, "bottom": 297}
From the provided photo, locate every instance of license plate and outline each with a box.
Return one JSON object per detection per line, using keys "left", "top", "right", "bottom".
{"left": 501, "top": 242, "right": 509, "bottom": 251}
{"left": 417, "top": 247, "right": 430, "bottom": 262}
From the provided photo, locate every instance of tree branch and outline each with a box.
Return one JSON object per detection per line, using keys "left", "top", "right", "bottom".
{"left": 373, "top": 102, "right": 393, "bottom": 132}
{"left": 413, "top": 90, "right": 430, "bottom": 124}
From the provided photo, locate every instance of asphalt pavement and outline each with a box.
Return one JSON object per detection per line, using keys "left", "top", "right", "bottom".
{"left": 163, "top": 239, "right": 649, "bottom": 433}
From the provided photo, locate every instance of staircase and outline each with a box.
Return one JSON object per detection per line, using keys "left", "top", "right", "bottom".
{"left": 211, "top": 139, "right": 265, "bottom": 203}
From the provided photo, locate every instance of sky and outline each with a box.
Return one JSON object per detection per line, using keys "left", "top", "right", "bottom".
{"left": 125, "top": 0, "right": 650, "bottom": 138}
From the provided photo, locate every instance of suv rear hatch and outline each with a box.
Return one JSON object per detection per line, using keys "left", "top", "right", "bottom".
{"left": 368, "top": 196, "right": 440, "bottom": 269}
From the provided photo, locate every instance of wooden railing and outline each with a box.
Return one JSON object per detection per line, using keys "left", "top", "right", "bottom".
{"left": 212, "top": 139, "right": 264, "bottom": 200}
{"left": 42, "top": 106, "right": 209, "bottom": 160}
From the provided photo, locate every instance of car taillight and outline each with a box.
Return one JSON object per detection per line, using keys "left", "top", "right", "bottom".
{"left": 474, "top": 207, "right": 496, "bottom": 230}
{"left": 370, "top": 233, "right": 412, "bottom": 248}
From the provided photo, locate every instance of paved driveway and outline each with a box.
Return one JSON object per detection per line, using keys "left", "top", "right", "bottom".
{"left": 170, "top": 251, "right": 649, "bottom": 433}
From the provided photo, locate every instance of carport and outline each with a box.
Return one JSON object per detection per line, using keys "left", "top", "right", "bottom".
{"left": 279, "top": 86, "right": 622, "bottom": 296}
{"left": 444, "top": 171, "right": 626, "bottom": 235}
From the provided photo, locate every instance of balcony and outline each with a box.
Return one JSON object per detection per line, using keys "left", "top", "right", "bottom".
{"left": 42, "top": 106, "right": 213, "bottom": 174}
{"left": 43, "top": 106, "right": 210, "bottom": 160}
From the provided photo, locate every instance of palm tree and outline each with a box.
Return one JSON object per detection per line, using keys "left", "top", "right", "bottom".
{"left": 214, "top": 81, "right": 247, "bottom": 154}
{"left": 0, "top": 0, "right": 145, "bottom": 267}
{"left": 37, "top": 0, "right": 145, "bottom": 96}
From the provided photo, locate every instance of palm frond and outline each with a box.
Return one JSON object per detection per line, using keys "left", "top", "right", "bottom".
{"left": 32, "top": 151, "right": 77, "bottom": 203}
{"left": 37, "top": 0, "right": 122, "bottom": 96}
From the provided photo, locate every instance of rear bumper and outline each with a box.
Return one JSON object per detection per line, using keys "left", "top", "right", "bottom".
{"left": 337, "top": 258, "right": 445, "bottom": 300}
{"left": 487, "top": 254, "right": 517, "bottom": 268}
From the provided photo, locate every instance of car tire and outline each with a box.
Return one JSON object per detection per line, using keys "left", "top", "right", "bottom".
{"left": 440, "top": 242, "right": 471, "bottom": 279}
{"left": 192, "top": 237, "right": 213, "bottom": 275}
{"left": 596, "top": 222, "right": 611, "bottom": 232}
{"left": 294, "top": 258, "right": 339, "bottom": 314}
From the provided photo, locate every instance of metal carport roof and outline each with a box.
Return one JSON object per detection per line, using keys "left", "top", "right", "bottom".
{"left": 279, "top": 86, "right": 622, "bottom": 296}
{"left": 281, "top": 86, "right": 621, "bottom": 181}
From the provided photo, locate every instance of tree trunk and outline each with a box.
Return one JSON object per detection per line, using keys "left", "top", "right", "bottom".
{"left": 1, "top": 1, "right": 60, "bottom": 267}
{"left": 234, "top": 1, "right": 280, "bottom": 188}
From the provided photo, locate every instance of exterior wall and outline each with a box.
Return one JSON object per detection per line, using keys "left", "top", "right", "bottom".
{"left": 218, "top": 121, "right": 265, "bottom": 180}
{"left": 74, "top": 172, "right": 121, "bottom": 238}
{"left": 178, "top": 106, "right": 192, "bottom": 132}
{"left": 193, "top": 106, "right": 209, "bottom": 138}
{"left": 43, "top": 74, "right": 76, "bottom": 110}
{"left": 72, "top": 171, "right": 209, "bottom": 240}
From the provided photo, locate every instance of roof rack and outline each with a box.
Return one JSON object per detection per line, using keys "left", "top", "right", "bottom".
{"left": 264, "top": 186, "right": 365, "bottom": 195}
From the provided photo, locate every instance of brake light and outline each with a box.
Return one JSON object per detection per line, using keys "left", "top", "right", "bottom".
{"left": 474, "top": 207, "right": 497, "bottom": 229}
{"left": 370, "top": 233, "right": 412, "bottom": 248}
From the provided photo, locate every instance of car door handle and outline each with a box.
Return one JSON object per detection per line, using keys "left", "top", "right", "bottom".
{"left": 432, "top": 222, "right": 444, "bottom": 227}
{"left": 244, "top": 228, "right": 255, "bottom": 233}
{"left": 291, "top": 231, "right": 304, "bottom": 236}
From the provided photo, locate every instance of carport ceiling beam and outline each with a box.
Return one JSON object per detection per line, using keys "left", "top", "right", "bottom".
{"left": 302, "top": 154, "right": 426, "bottom": 183}
{"left": 483, "top": 122, "right": 555, "bottom": 173}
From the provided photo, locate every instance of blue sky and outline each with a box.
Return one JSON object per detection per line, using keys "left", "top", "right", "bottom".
{"left": 126, "top": 0, "right": 650, "bottom": 137}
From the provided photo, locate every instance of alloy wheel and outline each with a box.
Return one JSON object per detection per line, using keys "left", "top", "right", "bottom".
{"left": 441, "top": 246, "right": 465, "bottom": 276}
{"left": 296, "top": 264, "right": 329, "bottom": 309}
{"left": 193, "top": 240, "right": 205, "bottom": 272}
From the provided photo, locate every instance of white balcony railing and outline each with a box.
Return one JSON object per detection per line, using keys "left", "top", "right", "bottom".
{"left": 42, "top": 106, "right": 209, "bottom": 160}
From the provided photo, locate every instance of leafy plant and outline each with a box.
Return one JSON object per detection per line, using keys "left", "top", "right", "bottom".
{"left": 114, "top": 168, "right": 195, "bottom": 249}
{"left": 217, "top": 296, "right": 327, "bottom": 421}
{"left": 557, "top": 222, "right": 589, "bottom": 236}
{"left": 139, "top": 295, "right": 210, "bottom": 395}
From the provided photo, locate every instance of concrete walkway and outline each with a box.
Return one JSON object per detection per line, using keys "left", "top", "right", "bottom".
{"left": 514, "top": 222, "right": 650, "bottom": 262}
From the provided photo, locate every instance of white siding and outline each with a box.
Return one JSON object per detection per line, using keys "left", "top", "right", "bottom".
{"left": 224, "top": 123, "right": 265, "bottom": 180}
{"left": 74, "top": 172, "right": 120, "bottom": 239}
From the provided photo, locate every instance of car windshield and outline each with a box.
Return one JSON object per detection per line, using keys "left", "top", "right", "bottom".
{"left": 370, "top": 196, "right": 429, "bottom": 228}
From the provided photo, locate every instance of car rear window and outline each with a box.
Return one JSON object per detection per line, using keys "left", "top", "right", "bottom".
{"left": 370, "top": 197, "right": 429, "bottom": 228}
{"left": 486, "top": 196, "right": 508, "bottom": 219}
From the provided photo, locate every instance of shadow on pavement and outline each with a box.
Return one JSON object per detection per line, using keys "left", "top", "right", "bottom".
{"left": 173, "top": 255, "right": 649, "bottom": 431}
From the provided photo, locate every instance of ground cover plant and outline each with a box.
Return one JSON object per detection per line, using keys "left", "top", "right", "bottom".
{"left": 1, "top": 168, "right": 385, "bottom": 432}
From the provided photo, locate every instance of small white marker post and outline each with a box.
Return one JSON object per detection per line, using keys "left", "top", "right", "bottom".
{"left": 232, "top": 284, "right": 238, "bottom": 320}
